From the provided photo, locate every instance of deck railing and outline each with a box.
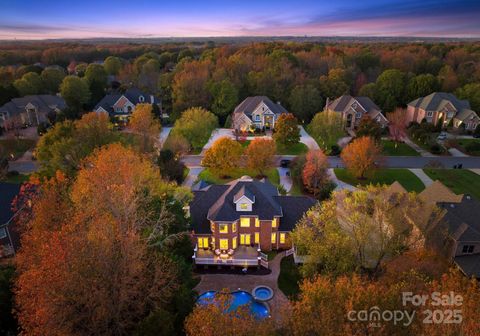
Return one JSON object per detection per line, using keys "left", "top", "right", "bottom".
{"left": 194, "top": 257, "right": 260, "bottom": 266}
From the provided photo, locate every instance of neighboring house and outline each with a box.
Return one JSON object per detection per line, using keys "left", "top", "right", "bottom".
{"left": 94, "top": 88, "right": 162, "bottom": 125}
{"left": 407, "top": 92, "right": 479, "bottom": 131}
{"left": 418, "top": 181, "right": 480, "bottom": 279}
{"left": 0, "top": 95, "right": 66, "bottom": 130}
{"left": 232, "top": 96, "right": 288, "bottom": 131}
{"left": 0, "top": 183, "right": 21, "bottom": 258}
{"left": 189, "top": 176, "right": 315, "bottom": 268}
{"left": 326, "top": 95, "right": 388, "bottom": 132}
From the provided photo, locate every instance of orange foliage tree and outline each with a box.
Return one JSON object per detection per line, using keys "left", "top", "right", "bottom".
{"left": 202, "top": 136, "right": 243, "bottom": 178}
{"left": 387, "top": 108, "right": 408, "bottom": 143}
{"left": 245, "top": 138, "right": 276, "bottom": 176}
{"left": 15, "top": 144, "right": 183, "bottom": 336}
{"left": 129, "top": 103, "right": 161, "bottom": 152}
{"left": 302, "top": 149, "right": 330, "bottom": 197}
{"left": 340, "top": 136, "right": 381, "bottom": 179}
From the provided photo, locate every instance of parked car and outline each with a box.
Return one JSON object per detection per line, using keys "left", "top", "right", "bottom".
{"left": 437, "top": 132, "right": 447, "bottom": 140}
{"left": 280, "top": 159, "right": 291, "bottom": 168}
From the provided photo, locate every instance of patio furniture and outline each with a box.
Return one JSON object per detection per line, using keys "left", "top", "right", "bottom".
{"left": 227, "top": 249, "right": 234, "bottom": 256}
{"left": 214, "top": 249, "right": 221, "bottom": 256}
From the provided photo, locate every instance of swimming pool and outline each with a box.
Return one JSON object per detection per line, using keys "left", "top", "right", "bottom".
{"left": 252, "top": 286, "right": 274, "bottom": 301}
{"left": 197, "top": 290, "right": 270, "bottom": 319}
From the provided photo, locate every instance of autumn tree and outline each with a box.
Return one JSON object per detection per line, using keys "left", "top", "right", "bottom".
{"left": 341, "top": 136, "right": 381, "bottom": 179}
{"left": 387, "top": 108, "right": 408, "bottom": 143}
{"left": 163, "top": 133, "right": 191, "bottom": 156}
{"left": 184, "top": 292, "right": 275, "bottom": 336}
{"left": 307, "top": 110, "right": 345, "bottom": 153}
{"left": 302, "top": 149, "right": 331, "bottom": 198}
{"left": 355, "top": 115, "right": 383, "bottom": 141}
{"left": 245, "top": 138, "right": 276, "bottom": 176}
{"left": 13, "top": 72, "right": 43, "bottom": 96}
{"left": 202, "top": 137, "right": 243, "bottom": 177}
{"left": 273, "top": 113, "right": 300, "bottom": 146}
{"left": 36, "top": 111, "right": 118, "bottom": 176}
{"left": 172, "top": 107, "right": 218, "bottom": 150}
{"left": 129, "top": 103, "right": 161, "bottom": 152}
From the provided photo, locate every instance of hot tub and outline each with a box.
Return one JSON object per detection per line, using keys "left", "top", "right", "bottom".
{"left": 252, "top": 285, "right": 274, "bottom": 301}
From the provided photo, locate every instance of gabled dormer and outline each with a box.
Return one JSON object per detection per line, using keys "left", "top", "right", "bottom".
{"left": 233, "top": 185, "right": 255, "bottom": 212}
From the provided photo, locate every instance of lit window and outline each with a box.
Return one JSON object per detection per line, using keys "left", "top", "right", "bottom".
{"left": 240, "top": 218, "right": 250, "bottom": 227}
{"left": 271, "top": 232, "right": 276, "bottom": 244}
{"left": 197, "top": 237, "right": 208, "bottom": 249}
{"left": 240, "top": 203, "right": 248, "bottom": 210}
{"left": 240, "top": 234, "right": 251, "bottom": 245}
{"left": 232, "top": 237, "right": 237, "bottom": 249}
{"left": 220, "top": 239, "right": 229, "bottom": 250}
{"left": 219, "top": 224, "right": 228, "bottom": 233}
{"left": 280, "top": 233, "right": 286, "bottom": 244}
{"left": 255, "top": 232, "right": 260, "bottom": 244}
{"left": 255, "top": 218, "right": 260, "bottom": 227}
{"left": 272, "top": 218, "right": 277, "bottom": 227}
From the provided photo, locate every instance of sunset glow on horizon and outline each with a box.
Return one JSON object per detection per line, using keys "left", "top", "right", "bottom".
{"left": 1, "top": 0, "right": 480, "bottom": 39}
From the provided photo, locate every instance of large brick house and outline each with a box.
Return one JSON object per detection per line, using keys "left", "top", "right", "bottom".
{"left": 190, "top": 176, "right": 315, "bottom": 268}
{"left": 406, "top": 92, "right": 479, "bottom": 131}
{"left": 0, "top": 95, "right": 66, "bottom": 130}
{"left": 232, "top": 96, "right": 288, "bottom": 131}
{"left": 326, "top": 95, "right": 388, "bottom": 132}
{"left": 94, "top": 88, "right": 161, "bottom": 125}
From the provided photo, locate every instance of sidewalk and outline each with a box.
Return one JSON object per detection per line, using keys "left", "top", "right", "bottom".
{"left": 327, "top": 168, "right": 357, "bottom": 191}
{"left": 448, "top": 148, "right": 469, "bottom": 157}
{"left": 408, "top": 168, "right": 433, "bottom": 186}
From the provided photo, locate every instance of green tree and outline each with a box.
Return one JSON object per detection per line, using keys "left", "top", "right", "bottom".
{"left": 319, "top": 68, "right": 351, "bottom": 99}
{"left": 374, "top": 69, "right": 406, "bottom": 112}
{"left": 307, "top": 110, "right": 344, "bottom": 152}
{"left": 84, "top": 64, "right": 107, "bottom": 105}
{"left": 172, "top": 107, "right": 218, "bottom": 150}
{"left": 13, "top": 72, "right": 43, "bottom": 96}
{"left": 209, "top": 79, "right": 238, "bottom": 122}
{"left": 0, "top": 265, "right": 17, "bottom": 335}
{"left": 273, "top": 113, "right": 300, "bottom": 146}
{"left": 355, "top": 115, "right": 383, "bottom": 141}
{"left": 289, "top": 84, "right": 323, "bottom": 123}
{"left": 456, "top": 83, "right": 480, "bottom": 112}
{"left": 406, "top": 74, "right": 439, "bottom": 102}
{"left": 103, "top": 56, "right": 122, "bottom": 75}
{"left": 41, "top": 68, "right": 66, "bottom": 94}
{"left": 60, "top": 75, "right": 90, "bottom": 111}
{"left": 358, "top": 82, "right": 376, "bottom": 100}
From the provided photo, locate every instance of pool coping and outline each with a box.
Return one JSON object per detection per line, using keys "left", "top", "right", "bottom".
{"left": 252, "top": 285, "right": 274, "bottom": 302}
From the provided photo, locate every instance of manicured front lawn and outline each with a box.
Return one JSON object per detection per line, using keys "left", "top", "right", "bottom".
{"left": 334, "top": 168, "right": 425, "bottom": 192}
{"left": 453, "top": 139, "right": 480, "bottom": 156}
{"left": 381, "top": 140, "right": 420, "bottom": 156}
{"left": 276, "top": 142, "right": 309, "bottom": 155}
{"left": 0, "top": 139, "right": 36, "bottom": 159}
{"left": 278, "top": 255, "right": 301, "bottom": 299}
{"left": 198, "top": 167, "right": 280, "bottom": 187}
{"left": 423, "top": 169, "right": 480, "bottom": 200}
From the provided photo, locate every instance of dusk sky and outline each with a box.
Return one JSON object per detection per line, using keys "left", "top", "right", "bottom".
{"left": 1, "top": 0, "right": 480, "bottom": 39}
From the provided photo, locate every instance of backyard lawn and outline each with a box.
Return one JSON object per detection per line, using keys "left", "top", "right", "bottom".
{"left": 275, "top": 142, "right": 309, "bottom": 155}
{"left": 198, "top": 167, "right": 280, "bottom": 186}
{"left": 278, "top": 255, "right": 301, "bottom": 299}
{"left": 334, "top": 168, "right": 425, "bottom": 192}
{"left": 423, "top": 169, "right": 480, "bottom": 200}
{"left": 381, "top": 140, "right": 419, "bottom": 156}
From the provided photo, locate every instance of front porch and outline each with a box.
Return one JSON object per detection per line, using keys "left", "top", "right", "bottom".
{"left": 193, "top": 245, "right": 268, "bottom": 267}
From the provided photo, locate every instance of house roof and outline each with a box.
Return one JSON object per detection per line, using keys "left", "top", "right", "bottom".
{"left": 207, "top": 177, "right": 282, "bottom": 222}
{"left": 419, "top": 180, "right": 464, "bottom": 204}
{"left": 273, "top": 196, "right": 316, "bottom": 231}
{"left": 327, "top": 95, "right": 386, "bottom": 121}
{"left": 233, "top": 96, "right": 288, "bottom": 120}
{"left": 0, "top": 95, "right": 66, "bottom": 118}
{"left": 408, "top": 92, "right": 470, "bottom": 111}
{"left": 190, "top": 176, "right": 315, "bottom": 233}
{"left": 454, "top": 254, "right": 480, "bottom": 278}
{"left": 455, "top": 108, "right": 480, "bottom": 122}
{"left": 0, "top": 183, "right": 20, "bottom": 225}
{"left": 233, "top": 185, "right": 255, "bottom": 203}
{"left": 437, "top": 196, "right": 480, "bottom": 243}
{"left": 385, "top": 181, "right": 408, "bottom": 195}
{"left": 94, "top": 88, "right": 160, "bottom": 115}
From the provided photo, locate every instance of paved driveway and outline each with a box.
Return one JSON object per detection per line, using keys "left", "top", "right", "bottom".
{"left": 158, "top": 127, "right": 172, "bottom": 148}
{"left": 201, "top": 128, "right": 235, "bottom": 154}
{"left": 277, "top": 167, "right": 292, "bottom": 192}
{"left": 299, "top": 126, "right": 319, "bottom": 150}
{"left": 8, "top": 150, "right": 39, "bottom": 174}
{"left": 183, "top": 167, "right": 204, "bottom": 188}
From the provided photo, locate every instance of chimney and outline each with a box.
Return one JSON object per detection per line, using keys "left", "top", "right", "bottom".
{"left": 325, "top": 97, "right": 330, "bottom": 110}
